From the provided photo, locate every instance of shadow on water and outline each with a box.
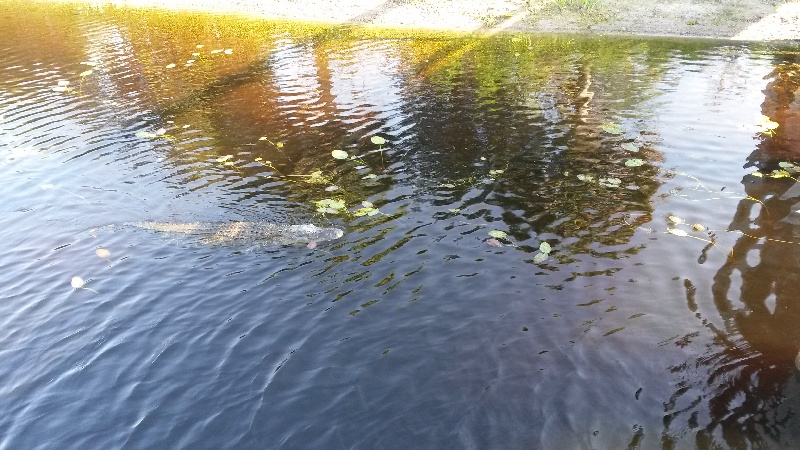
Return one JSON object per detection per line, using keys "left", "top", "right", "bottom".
{"left": 5, "top": 1, "right": 800, "bottom": 448}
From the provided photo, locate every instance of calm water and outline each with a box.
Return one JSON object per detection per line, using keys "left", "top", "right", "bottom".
{"left": 2, "top": 2, "right": 800, "bottom": 448}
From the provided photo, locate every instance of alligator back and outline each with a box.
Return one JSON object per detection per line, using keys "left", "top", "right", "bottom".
{"left": 130, "top": 221, "right": 344, "bottom": 246}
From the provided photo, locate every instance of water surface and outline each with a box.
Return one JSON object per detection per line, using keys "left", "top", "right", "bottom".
{"left": 2, "top": 2, "right": 800, "bottom": 448}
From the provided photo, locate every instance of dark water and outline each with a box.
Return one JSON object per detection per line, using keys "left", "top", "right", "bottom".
{"left": 2, "top": 2, "right": 800, "bottom": 448}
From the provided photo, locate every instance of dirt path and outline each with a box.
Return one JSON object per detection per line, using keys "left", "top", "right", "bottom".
{"left": 38, "top": 0, "right": 800, "bottom": 40}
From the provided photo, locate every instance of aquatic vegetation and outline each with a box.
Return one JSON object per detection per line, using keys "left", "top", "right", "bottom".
{"left": 600, "top": 122, "right": 624, "bottom": 135}
{"left": 755, "top": 114, "right": 779, "bottom": 136}
{"left": 70, "top": 276, "right": 98, "bottom": 293}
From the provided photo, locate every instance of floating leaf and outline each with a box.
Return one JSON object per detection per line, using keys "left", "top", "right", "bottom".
{"left": 539, "top": 242, "right": 552, "bottom": 254}
{"left": 71, "top": 276, "right": 85, "bottom": 289}
{"left": 196, "top": 44, "right": 204, "bottom": 49}
{"left": 155, "top": 128, "right": 167, "bottom": 136}
{"left": 216, "top": 155, "right": 233, "bottom": 162}
{"left": 224, "top": 48, "right": 233, "bottom": 54}
{"left": 749, "top": 171, "right": 764, "bottom": 178}
{"left": 621, "top": 143, "right": 639, "bottom": 152}
{"left": 135, "top": 131, "right": 159, "bottom": 138}
{"left": 770, "top": 169, "right": 791, "bottom": 179}
{"left": 532, "top": 252, "right": 548, "bottom": 264}
{"left": 449, "top": 208, "right": 460, "bottom": 213}
{"left": 325, "top": 185, "right": 339, "bottom": 192}
{"left": 755, "top": 114, "right": 779, "bottom": 134}
{"left": 315, "top": 198, "right": 346, "bottom": 213}
{"left": 52, "top": 86, "right": 69, "bottom": 92}
{"left": 79, "top": 70, "right": 93, "bottom": 77}
{"left": 95, "top": 248, "right": 111, "bottom": 258}
{"left": 354, "top": 207, "right": 380, "bottom": 217}
{"left": 307, "top": 241, "right": 317, "bottom": 249}
{"left": 485, "top": 238, "right": 503, "bottom": 248}
{"left": 668, "top": 229, "right": 689, "bottom": 237}
{"left": 276, "top": 142, "right": 284, "bottom": 148}
{"left": 331, "top": 149, "right": 348, "bottom": 160}
{"left": 599, "top": 177, "right": 622, "bottom": 187}
{"left": 600, "top": 122, "right": 624, "bottom": 135}
{"left": 692, "top": 223, "right": 705, "bottom": 231}
{"left": 362, "top": 174, "right": 378, "bottom": 180}
{"left": 57, "top": 80, "right": 70, "bottom": 86}
{"left": 191, "top": 52, "right": 201, "bottom": 57}
{"left": 165, "top": 63, "right": 176, "bottom": 68}
{"left": 361, "top": 201, "right": 374, "bottom": 208}
{"left": 489, "top": 169, "right": 504, "bottom": 176}
{"left": 668, "top": 215, "right": 684, "bottom": 225}
{"left": 488, "top": 230, "right": 507, "bottom": 239}
{"left": 254, "top": 157, "right": 263, "bottom": 162}
{"left": 625, "top": 158, "right": 644, "bottom": 167}
{"left": 259, "top": 136, "right": 268, "bottom": 141}
{"left": 370, "top": 136, "right": 386, "bottom": 145}
{"left": 577, "top": 174, "right": 594, "bottom": 182}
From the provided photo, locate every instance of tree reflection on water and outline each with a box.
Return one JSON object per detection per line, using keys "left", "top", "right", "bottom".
{"left": 663, "top": 58, "right": 800, "bottom": 449}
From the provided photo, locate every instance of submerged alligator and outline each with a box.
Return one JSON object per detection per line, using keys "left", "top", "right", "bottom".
{"left": 128, "top": 221, "right": 344, "bottom": 246}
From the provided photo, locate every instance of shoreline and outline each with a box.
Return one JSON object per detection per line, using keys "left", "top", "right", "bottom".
{"left": 33, "top": 0, "right": 800, "bottom": 41}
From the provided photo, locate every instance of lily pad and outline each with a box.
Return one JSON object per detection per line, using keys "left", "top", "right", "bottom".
{"left": 331, "top": 150, "right": 349, "bottom": 160}
{"left": 668, "top": 229, "right": 689, "bottom": 237}
{"left": 488, "top": 230, "right": 508, "bottom": 239}
{"left": 600, "top": 122, "right": 624, "bottom": 135}
{"left": 625, "top": 158, "right": 644, "bottom": 167}
{"left": 532, "top": 252, "right": 548, "bottom": 264}
{"left": 371, "top": 136, "right": 386, "bottom": 145}
{"left": 621, "top": 143, "right": 639, "bottom": 152}
{"left": 539, "top": 242, "right": 552, "bottom": 254}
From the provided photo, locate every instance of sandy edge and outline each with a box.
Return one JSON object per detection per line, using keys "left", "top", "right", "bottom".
{"left": 36, "top": 0, "right": 800, "bottom": 41}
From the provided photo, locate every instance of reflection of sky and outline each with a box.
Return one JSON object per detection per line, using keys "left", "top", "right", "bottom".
{"left": 270, "top": 38, "right": 322, "bottom": 98}
{"left": 327, "top": 42, "right": 407, "bottom": 134}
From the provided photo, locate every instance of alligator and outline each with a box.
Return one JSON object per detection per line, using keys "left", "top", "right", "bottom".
{"left": 128, "top": 221, "right": 344, "bottom": 246}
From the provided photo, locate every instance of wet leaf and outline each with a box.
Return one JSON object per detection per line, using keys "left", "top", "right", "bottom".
{"left": 196, "top": 44, "right": 204, "bottom": 49}
{"left": 488, "top": 230, "right": 507, "bottom": 239}
{"left": 95, "top": 248, "right": 111, "bottom": 258}
{"left": 224, "top": 49, "right": 233, "bottom": 54}
{"left": 71, "top": 276, "right": 85, "bottom": 289}
{"left": 331, "top": 149, "right": 348, "bottom": 160}
{"left": 692, "top": 223, "right": 705, "bottom": 231}
{"left": 361, "top": 201, "right": 374, "bottom": 208}
{"left": 539, "top": 242, "right": 552, "bottom": 254}
{"left": 749, "top": 171, "right": 764, "bottom": 178}
{"left": 165, "top": 63, "right": 176, "bottom": 68}
{"left": 216, "top": 155, "right": 233, "bottom": 162}
{"left": 354, "top": 207, "right": 380, "bottom": 217}
{"left": 668, "top": 229, "right": 689, "bottom": 237}
{"left": 57, "top": 80, "right": 70, "bottom": 86}
{"left": 625, "top": 158, "right": 644, "bottom": 167}
{"left": 489, "top": 169, "right": 504, "bottom": 176}
{"left": 449, "top": 208, "right": 460, "bottom": 213}
{"left": 79, "top": 70, "right": 93, "bottom": 77}
{"left": 485, "top": 238, "right": 503, "bottom": 248}
{"left": 315, "top": 198, "right": 346, "bottom": 212}
{"left": 577, "top": 174, "right": 594, "bottom": 182}
{"left": 370, "top": 136, "right": 386, "bottom": 145}
{"left": 770, "top": 169, "right": 791, "bottom": 179}
{"left": 755, "top": 114, "right": 779, "bottom": 133}
{"left": 668, "top": 215, "right": 684, "bottom": 224}
{"left": 621, "top": 143, "right": 639, "bottom": 152}
{"left": 155, "top": 128, "right": 167, "bottom": 135}
{"left": 362, "top": 174, "right": 378, "bottom": 180}
{"left": 532, "top": 252, "right": 548, "bottom": 264}
{"left": 276, "top": 142, "right": 284, "bottom": 148}
{"left": 52, "top": 86, "right": 69, "bottom": 92}
{"left": 325, "top": 185, "right": 339, "bottom": 192}
{"left": 600, "top": 122, "right": 624, "bottom": 135}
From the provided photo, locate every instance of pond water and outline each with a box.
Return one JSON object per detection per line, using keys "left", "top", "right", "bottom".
{"left": 3, "top": 2, "right": 800, "bottom": 448}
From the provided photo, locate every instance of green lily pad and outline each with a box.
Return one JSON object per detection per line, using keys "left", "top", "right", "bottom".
{"left": 370, "top": 136, "right": 386, "bottom": 145}
{"left": 621, "top": 143, "right": 639, "bottom": 152}
{"left": 600, "top": 122, "right": 624, "bottom": 135}
{"left": 625, "top": 158, "right": 644, "bottom": 167}
{"left": 488, "top": 230, "right": 507, "bottom": 239}
{"left": 331, "top": 150, "right": 349, "bottom": 160}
